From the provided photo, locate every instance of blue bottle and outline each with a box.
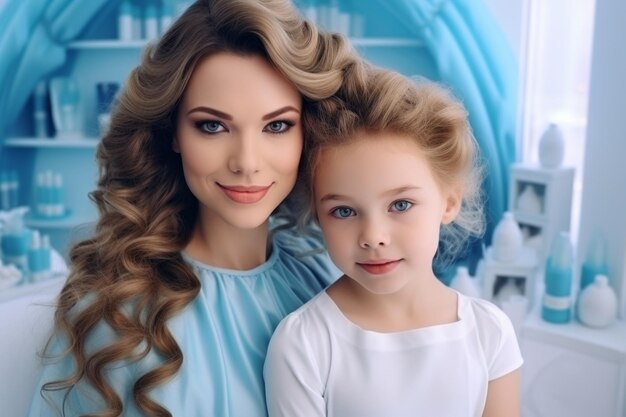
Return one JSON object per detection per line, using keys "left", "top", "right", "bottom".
{"left": 580, "top": 232, "right": 609, "bottom": 290}
{"left": 542, "top": 232, "right": 574, "bottom": 323}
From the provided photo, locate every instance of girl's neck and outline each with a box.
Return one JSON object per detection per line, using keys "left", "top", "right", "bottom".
{"left": 184, "top": 214, "right": 271, "bottom": 271}
{"left": 327, "top": 274, "right": 458, "bottom": 333}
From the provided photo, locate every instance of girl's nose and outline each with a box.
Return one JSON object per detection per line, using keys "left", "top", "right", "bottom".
{"left": 358, "top": 219, "right": 390, "bottom": 249}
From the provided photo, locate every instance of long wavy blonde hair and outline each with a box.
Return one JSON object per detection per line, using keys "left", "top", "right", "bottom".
{"left": 42, "top": 1, "right": 363, "bottom": 416}
{"left": 302, "top": 67, "right": 485, "bottom": 266}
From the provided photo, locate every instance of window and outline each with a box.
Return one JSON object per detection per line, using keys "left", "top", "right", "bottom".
{"left": 519, "top": 0, "right": 597, "bottom": 242}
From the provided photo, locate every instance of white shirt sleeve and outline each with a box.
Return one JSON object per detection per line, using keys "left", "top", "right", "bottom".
{"left": 264, "top": 313, "right": 326, "bottom": 417}
{"left": 486, "top": 304, "right": 524, "bottom": 380}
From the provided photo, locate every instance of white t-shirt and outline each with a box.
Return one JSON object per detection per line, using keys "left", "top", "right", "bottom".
{"left": 264, "top": 290, "right": 523, "bottom": 417}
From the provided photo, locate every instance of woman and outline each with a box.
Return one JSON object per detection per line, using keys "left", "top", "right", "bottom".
{"left": 27, "top": 1, "right": 362, "bottom": 416}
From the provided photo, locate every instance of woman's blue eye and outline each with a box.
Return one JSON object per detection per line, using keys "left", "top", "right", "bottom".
{"left": 264, "top": 120, "right": 293, "bottom": 133}
{"left": 390, "top": 200, "right": 412, "bottom": 212}
{"left": 196, "top": 121, "right": 226, "bottom": 133}
{"left": 330, "top": 207, "right": 355, "bottom": 218}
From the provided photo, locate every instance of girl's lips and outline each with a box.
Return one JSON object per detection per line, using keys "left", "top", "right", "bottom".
{"left": 357, "top": 260, "right": 401, "bottom": 275}
{"left": 218, "top": 184, "right": 272, "bottom": 204}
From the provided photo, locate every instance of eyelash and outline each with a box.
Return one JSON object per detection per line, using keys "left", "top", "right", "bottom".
{"left": 328, "top": 200, "right": 414, "bottom": 219}
{"left": 193, "top": 119, "right": 296, "bottom": 135}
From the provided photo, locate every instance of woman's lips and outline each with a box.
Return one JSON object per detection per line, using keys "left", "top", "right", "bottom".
{"left": 357, "top": 260, "right": 401, "bottom": 275}
{"left": 218, "top": 184, "right": 272, "bottom": 204}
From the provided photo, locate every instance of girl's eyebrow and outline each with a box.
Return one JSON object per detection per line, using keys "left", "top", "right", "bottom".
{"left": 186, "top": 105, "right": 300, "bottom": 121}
{"left": 319, "top": 193, "right": 349, "bottom": 203}
{"left": 318, "top": 186, "right": 422, "bottom": 203}
{"left": 383, "top": 185, "right": 423, "bottom": 197}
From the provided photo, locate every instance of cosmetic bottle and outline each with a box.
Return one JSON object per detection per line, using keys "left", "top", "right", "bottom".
{"left": 118, "top": 0, "right": 133, "bottom": 41}
{"left": 0, "top": 172, "right": 10, "bottom": 210}
{"left": 542, "top": 232, "right": 573, "bottom": 323}
{"left": 52, "top": 173, "right": 65, "bottom": 217}
{"left": 132, "top": 2, "right": 143, "bottom": 41}
{"left": 491, "top": 212, "right": 523, "bottom": 263}
{"left": 144, "top": 4, "right": 159, "bottom": 40}
{"left": 538, "top": 123, "right": 565, "bottom": 169}
{"left": 8, "top": 171, "right": 19, "bottom": 209}
{"left": 160, "top": 0, "right": 174, "bottom": 35}
{"left": 449, "top": 266, "right": 481, "bottom": 298}
{"left": 33, "top": 80, "right": 49, "bottom": 138}
{"left": 27, "top": 230, "right": 51, "bottom": 282}
{"left": 577, "top": 274, "right": 617, "bottom": 328}
{"left": 580, "top": 232, "right": 608, "bottom": 290}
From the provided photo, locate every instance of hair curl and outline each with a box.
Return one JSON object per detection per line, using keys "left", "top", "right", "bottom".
{"left": 42, "top": 1, "right": 362, "bottom": 416}
{"left": 302, "top": 66, "right": 485, "bottom": 267}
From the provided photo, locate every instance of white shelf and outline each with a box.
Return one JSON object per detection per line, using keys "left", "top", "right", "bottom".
{"left": 25, "top": 214, "right": 96, "bottom": 229}
{"left": 4, "top": 137, "right": 99, "bottom": 148}
{"left": 522, "top": 288, "right": 626, "bottom": 360}
{"left": 68, "top": 39, "right": 148, "bottom": 49}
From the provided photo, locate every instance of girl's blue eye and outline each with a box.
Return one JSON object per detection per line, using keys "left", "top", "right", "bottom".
{"left": 390, "top": 200, "right": 412, "bottom": 212}
{"left": 196, "top": 121, "right": 226, "bottom": 134}
{"left": 264, "top": 120, "right": 293, "bottom": 133}
{"left": 330, "top": 207, "right": 355, "bottom": 219}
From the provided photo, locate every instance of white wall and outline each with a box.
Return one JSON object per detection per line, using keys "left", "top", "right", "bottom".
{"left": 578, "top": 0, "right": 626, "bottom": 318}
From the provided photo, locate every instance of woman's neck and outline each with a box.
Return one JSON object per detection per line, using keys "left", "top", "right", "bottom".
{"left": 184, "top": 215, "right": 271, "bottom": 270}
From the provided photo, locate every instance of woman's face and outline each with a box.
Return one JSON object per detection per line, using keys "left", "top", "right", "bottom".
{"left": 175, "top": 52, "right": 303, "bottom": 231}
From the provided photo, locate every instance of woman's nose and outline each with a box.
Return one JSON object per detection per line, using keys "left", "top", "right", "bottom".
{"left": 228, "top": 133, "right": 260, "bottom": 174}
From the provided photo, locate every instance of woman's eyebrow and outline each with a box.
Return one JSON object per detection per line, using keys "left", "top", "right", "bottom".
{"left": 262, "top": 106, "right": 300, "bottom": 121}
{"left": 187, "top": 106, "right": 232, "bottom": 120}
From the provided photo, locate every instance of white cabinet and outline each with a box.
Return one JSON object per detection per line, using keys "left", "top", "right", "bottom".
{"left": 520, "top": 308, "right": 626, "bottom": 417}
{"left": 509, "top": 163, "right": 575, "bottom": 260}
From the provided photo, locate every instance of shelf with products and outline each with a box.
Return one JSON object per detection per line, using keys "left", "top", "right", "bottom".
{"left": 4, "top": 137, "right": 99, "bottom": 149}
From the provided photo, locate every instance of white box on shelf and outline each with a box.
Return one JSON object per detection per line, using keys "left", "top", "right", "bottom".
{"left": 509, "top": 163, "right": 575, "bottom": 260}
{"left": 478, "top": 246, "right": 539, "bottom": 310}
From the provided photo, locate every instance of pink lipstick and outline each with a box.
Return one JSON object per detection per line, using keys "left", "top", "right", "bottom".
{"left": 218, "top": 184, "right": 272, "bottom": 204}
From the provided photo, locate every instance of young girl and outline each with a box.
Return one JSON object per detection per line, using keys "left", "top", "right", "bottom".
{"left": 26, "top": 1, "right": 362, "bottom": 416}
{"left": 264, "top": 67, "right": 523, "bottom": 417}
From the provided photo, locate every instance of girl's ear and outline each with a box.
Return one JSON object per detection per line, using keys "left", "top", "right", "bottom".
{"left": 441, "top": 185, "right": 463, "bottom": 225}
{"left": 172, "top": 136, "right": 180, "bottom": 153}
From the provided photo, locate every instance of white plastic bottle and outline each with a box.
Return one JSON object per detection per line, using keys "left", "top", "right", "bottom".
{"left": 538, "top": 123, "right": 565, "bottom": 169}
{"left": 33, "top": 80, "right": 49, "bottom": 138}
{"left": 118, "top": 0, "right": 133, "bottom": 41}
{"left": 449, "top": 266, "right": 481, "bottom": 298}
{"left": 144, "top": 4, "right": 159, "bottom": 40}
{"left": 491, "top": 212, "right": 523, "bottom": 263}
{"left": 577, "top": 275, "right": 617, "bottom": 328}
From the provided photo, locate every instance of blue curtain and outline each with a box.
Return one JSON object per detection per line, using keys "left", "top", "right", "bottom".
{"left": 0, "top": 0, "right": 113, "bottom": 139}
{"left": 373, "top": 0, "right": 518, "bottom": 258}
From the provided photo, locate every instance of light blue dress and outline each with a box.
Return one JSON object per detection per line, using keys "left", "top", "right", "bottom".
{"left": 27, "top": 229, "right": 338, "bottom": 417}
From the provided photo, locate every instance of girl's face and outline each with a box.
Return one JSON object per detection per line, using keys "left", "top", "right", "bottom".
{"left": 314, "top": 132, "right": 461, "bottom": 295}
{"left": 175, "top": 52, "right": 303, "bottom": 231}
